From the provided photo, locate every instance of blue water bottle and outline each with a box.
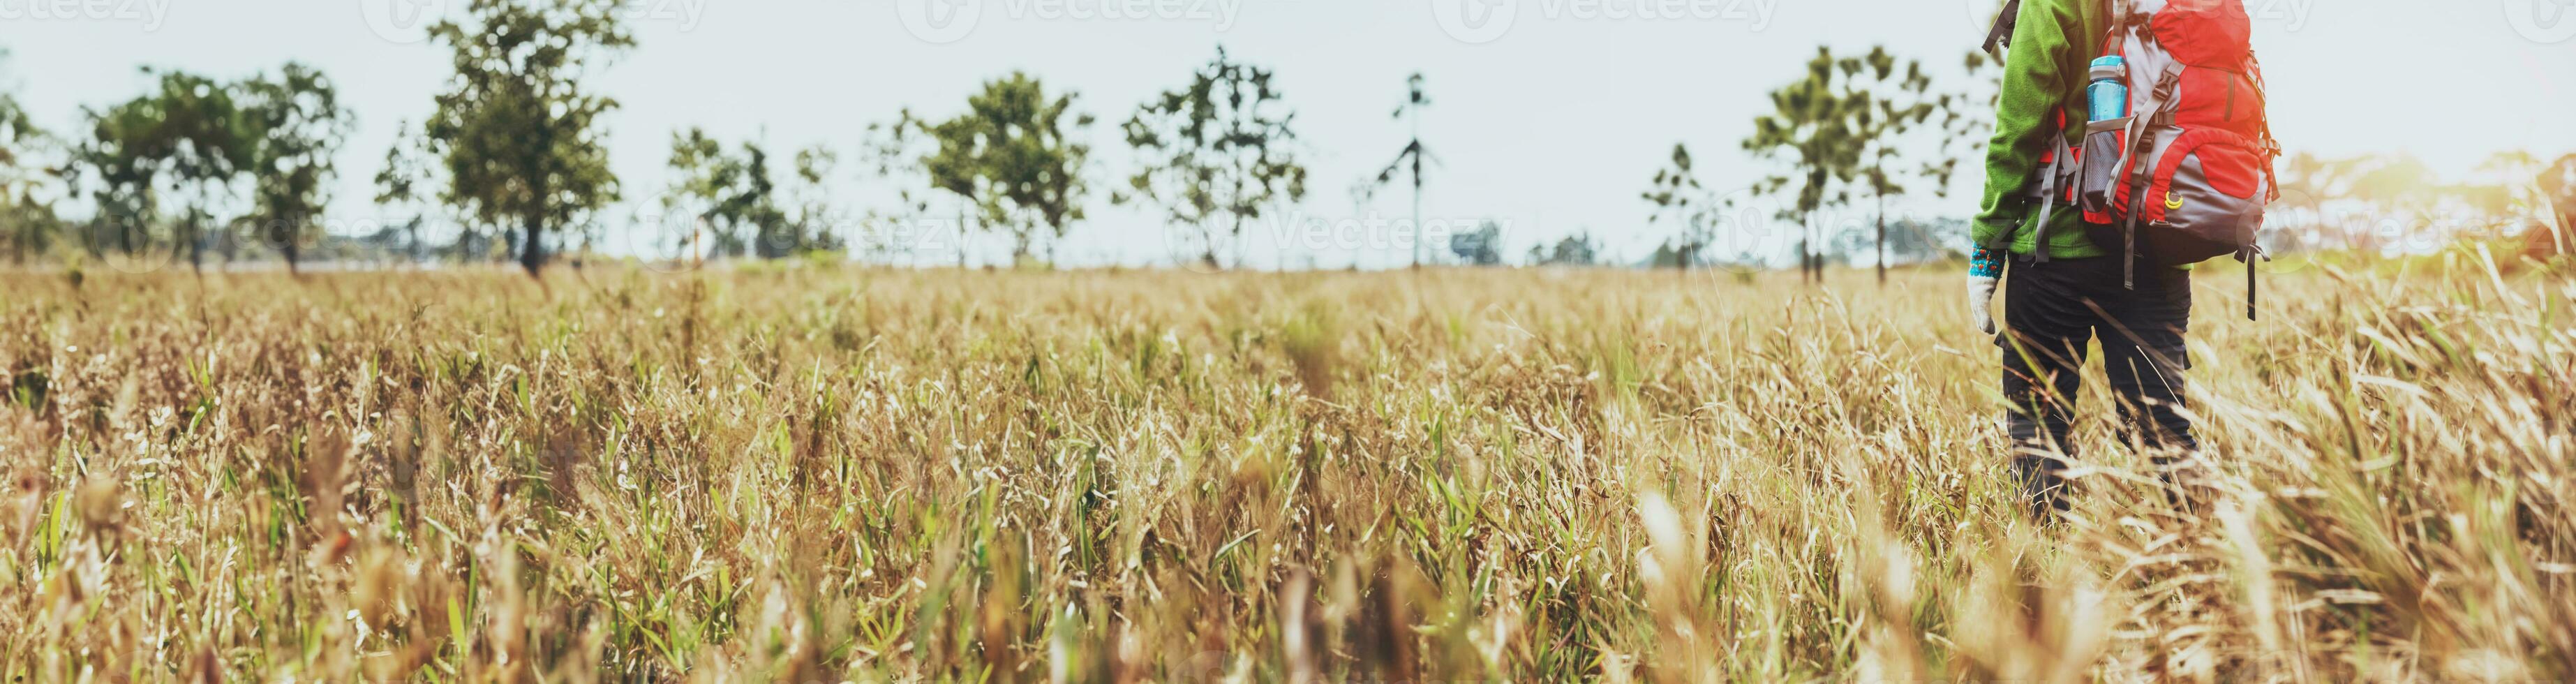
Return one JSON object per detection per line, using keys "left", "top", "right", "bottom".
{"left": 2087, "top": 56, "right": 2127, "bottom": 121}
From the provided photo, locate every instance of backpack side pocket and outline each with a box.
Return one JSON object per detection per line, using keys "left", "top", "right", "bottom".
{"left": 2076, "top": 125, "right": 2127, "bottom": 223}
{"left": 2138, "top": 128, "right": 2265, "bottom": 265}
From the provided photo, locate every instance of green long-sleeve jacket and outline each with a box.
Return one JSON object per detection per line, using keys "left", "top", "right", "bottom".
{"left": 1974, "top": 0, "right": 2110, "bottom": 258}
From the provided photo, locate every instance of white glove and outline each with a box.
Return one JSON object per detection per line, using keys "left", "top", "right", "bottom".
{"left": 1969, "top": 247, "right": 2002, "bottom": 335}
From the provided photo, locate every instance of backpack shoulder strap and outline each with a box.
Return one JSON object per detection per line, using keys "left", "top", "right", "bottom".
{"left": 2247, "top": 54, "right": 2284, "bottom": 202}
{"left": 1982, "top": 0, "right": 2023, "bottom": 58}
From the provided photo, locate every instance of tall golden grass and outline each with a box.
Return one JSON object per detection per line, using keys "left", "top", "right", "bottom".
{"left": 0, "top": 254, "right": 2568, "bottom": 681}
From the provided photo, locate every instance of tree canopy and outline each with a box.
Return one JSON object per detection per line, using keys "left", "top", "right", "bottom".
{"left": 237, "top": 63, "right": 352, "bottom": 272}
{"left": 422, "top": 0, "right": 633, "bottom": 276}
{"left": 1121, "top": 46, "right": 1309, "bottom": 269}
{"left": 923, "top": 73, "right": 1094, "bottom": 265}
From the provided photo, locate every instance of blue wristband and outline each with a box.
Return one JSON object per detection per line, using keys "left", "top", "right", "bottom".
{"left": 1970, "top": 247, "right": 2004, "bottom": 279}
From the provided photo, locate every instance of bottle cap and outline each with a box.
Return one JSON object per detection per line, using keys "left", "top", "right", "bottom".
{"left": 2090, "top": 55, "right": 2125, "bottom": 80}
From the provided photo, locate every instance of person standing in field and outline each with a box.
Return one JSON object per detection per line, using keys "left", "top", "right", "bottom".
{"left": 1969, "top": 0, "right": 2267, "bottom": 519}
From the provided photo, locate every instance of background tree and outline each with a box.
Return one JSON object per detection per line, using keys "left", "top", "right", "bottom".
{"left": 930, "top": 73, "right": 1093, "bottom": 265}
{"left": 2452, "top": 150, "right": 2555, "bottom": 247}
{"left": 1529, "top": 231, "right": 1600, "bottom": 266}
{"left": 921, "top": 107, "right": 997, "bottom": 267}
{"left": 1640, "top": 143, "right": 1708, "bottom": 269}
{"left": 1361, "top": 73, "right": 1437, "bottom": 267}
{"left": 859, "top": 110, "right": 941, "bottom": 264}
{"left": 2462, "top": 151, "right": 2540, "bottom": 217}
{"left": 0, "top": 47, "right": 63, "bottom": 264}
{"left": 1888, "top": 50, "right": 2004, "bottom": 265}
{"left": 1744, "top": 47, "right": 1866, "bottom": 285}
{"left": 2534, "top": 154, "right": 2576, "bottom": 260}
{"left": 788, "top": 144, "right": 844, "bottom": 255}
{"left": 2342, "top": 154, "right": 2438, "bottom": 254}
{"left": 2448, "top": 150, "right": 2574, "bottom": 260}
{"left": 1448, "top": 220, "right": 1504, "bottom": 265}
{"left": 373, "top": 119, "right": 437, "bottom": 264}
{"left": 1878, "top": 217, "right": 1972, "bottom": 265}
{"left": 1120, "top": 47, "right": 1309, "bottom": 269}
{"left": 423, "top": 0, "right": 632, "bottom": 277}
{"left": 660, "top": 129, "right": 824, "bottom": 260}
{"left": 238, "top": 62, "right": 352, "bottom": 274}
{"left": 71, "top": 68, "right": 251, "bottom": 269}
{"left": 734, "top": 142, "right": 791, "bottom": 258}
{"left": 2272, "top": 151, "right": 2360, "bottom": 252}
{"left": 662, "top": 127, "right": 745, "bottom": 258}
{"left": 1842, "top": 47, "right": 1936, "bottom": 285}
{"left": 67, "top": 108, "right": 152, "bottom": 258}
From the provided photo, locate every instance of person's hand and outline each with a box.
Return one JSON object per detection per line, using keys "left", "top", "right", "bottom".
{"left": 1969, "top": 247, "right": 2003, "bottom": 335}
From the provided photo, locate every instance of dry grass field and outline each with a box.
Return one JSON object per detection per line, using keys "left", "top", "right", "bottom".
{"left": 0, "top": 255, "right": 2570, "bottom": 682}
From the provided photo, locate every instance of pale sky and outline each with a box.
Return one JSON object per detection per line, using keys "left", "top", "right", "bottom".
{"left": 6, "top": 0, "right": 2573, "bottom": 267}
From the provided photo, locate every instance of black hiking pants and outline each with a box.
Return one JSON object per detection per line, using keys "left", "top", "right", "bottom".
{"left": 1998, "top": 255, "right": 2197, "bottom": 516}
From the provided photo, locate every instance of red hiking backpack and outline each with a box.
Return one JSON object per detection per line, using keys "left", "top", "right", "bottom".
{"left": 1987, "top": 0, "right": 2281, "bottom": 320}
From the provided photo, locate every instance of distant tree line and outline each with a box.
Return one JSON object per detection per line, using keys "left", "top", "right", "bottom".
{"left": 1, "top": 58, "right": 352, "bottom": 273}
{"left": 1654, "top": 46, "right": 1992, "bottom": 282}
{"left": 2, "top": 8, "right": 2570, "bottom": 275}
{"left": 2272, "top": 150, "right": 2576, "bottom": 260}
